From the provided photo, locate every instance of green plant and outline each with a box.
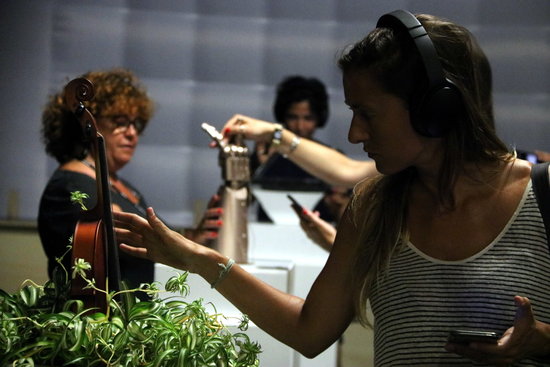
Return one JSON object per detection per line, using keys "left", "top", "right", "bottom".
{"left": 1, "top": 267, "right": 261, "bottom": 366}
{"left": 1, "top": 244, "right": 261, "bottom": 366}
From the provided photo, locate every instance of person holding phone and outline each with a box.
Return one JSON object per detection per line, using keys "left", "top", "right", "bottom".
{"left": 114, "top": 11, "right": 550, "bottom": 365}
{"left": 250, "top": 75, "right": 346, "bottom": 223}
{"left": 288, "top": 192, "right": 348, "bottom": 251}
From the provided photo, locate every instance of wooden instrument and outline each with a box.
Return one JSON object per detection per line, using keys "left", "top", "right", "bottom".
{"left": 64, "top": 78, "right": 121, "bottom": 312}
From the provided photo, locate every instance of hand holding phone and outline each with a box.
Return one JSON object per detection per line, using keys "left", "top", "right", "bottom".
{"left": 447, "top": 329, "right": 499, "bottom": 345}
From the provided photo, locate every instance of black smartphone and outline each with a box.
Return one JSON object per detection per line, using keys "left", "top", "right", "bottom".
{"left": 448, "top": 329, "right": 499, "bottom": 345}
{"left": 517, "top": 149, "right": 542, "bottom": 164}
{"left": 287, "top": 194, "right": 304, "bottom": 215}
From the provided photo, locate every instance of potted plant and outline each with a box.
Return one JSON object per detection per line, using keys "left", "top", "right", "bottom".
{"left": 0, "top": 256, "right": 261, "bottom": 366}
{"left": 1, "top": 195, "right": 261, "bottom": 366}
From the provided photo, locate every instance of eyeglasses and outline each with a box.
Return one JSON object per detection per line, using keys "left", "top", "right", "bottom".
{"left": 100, "top": 115, "right": 146, "bottom": 134}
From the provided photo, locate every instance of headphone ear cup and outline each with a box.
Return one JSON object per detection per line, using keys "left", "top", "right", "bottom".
{"left": 411, "top": 81, "right": 463, "bottom": 137}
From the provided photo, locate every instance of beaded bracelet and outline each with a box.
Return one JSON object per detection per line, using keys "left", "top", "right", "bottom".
{"left": 210, "top": 258, "right": 235, "bottom": 289}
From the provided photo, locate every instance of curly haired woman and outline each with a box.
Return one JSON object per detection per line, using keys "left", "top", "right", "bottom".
{"left": 38, "top": 68, "right": 156, "bottom": 288}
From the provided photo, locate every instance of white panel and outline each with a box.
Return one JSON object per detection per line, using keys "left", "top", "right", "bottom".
{"left": 479, "top": 0, "right": 550, "bottom": 26}
{"left": 267, "top": 0, "right": 336, "bottom": 20}
{"left": 0, "top": 0, "right": 53, "bottom": 220}
{"left": 194, "top": 15, "right": 266, "bottom": 84}
{"left": 188, "top": 146, "right": 225, "bottom": 208}
{"left": 264, "top": 19, "right": 338, "bottom": 86}
{"left": 196, "top": 0, "right": 267, "bottom": 17}
{"left": 119, "top": 145, "right": 194, "bottom": 227}
{"left": 477, "top": 26, "right": 550, "bottom": 94}
{"left": 335, "top": 0, "right": 408, "bottom": 22}
{"left": 125, "top": 10, "right": 197, "bottom": 79}
{"left": 51, "top": 4, "right": 127, "bottom": 73}
{"left": 190, "top": 82, "right": 270, "bottom": 138}
{"left": 494, "top": 93, "right": 550, "bottom": 152}
{"left": 138, "top": 78, "right": 196, "bottom": 146}
{"left": 249, "top": 223, "right": 329, "bottom": 263}
{"left": 128, "top": 0, "right": 197, "bottom": 13}
{"left": 407, "top": 0, "right": 480, "bottom": 23}
{"left": 155, "top": 262, "right": 296, "bottom": 366}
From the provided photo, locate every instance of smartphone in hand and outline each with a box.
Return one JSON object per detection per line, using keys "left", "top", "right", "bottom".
{"left": 287, "top": 194, "right": 304, "bottom": 215}
{"left": 287, "top": 194, "right": 309, "bottom": 220}
{"left": 448, "top": 330, "right": 499, "bottom": 345}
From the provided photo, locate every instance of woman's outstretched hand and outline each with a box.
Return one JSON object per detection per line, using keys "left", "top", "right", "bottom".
{"left": 114, "top": 207, "right": 203, "bottom": 273}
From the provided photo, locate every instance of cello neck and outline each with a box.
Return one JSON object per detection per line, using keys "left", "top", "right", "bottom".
{"left": 65, "top": 77, "right": 122, "bottom": 296}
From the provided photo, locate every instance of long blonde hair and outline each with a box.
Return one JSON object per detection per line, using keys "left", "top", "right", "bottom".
{"left": 339, "top": 14, "right": 513, "bottom": 326}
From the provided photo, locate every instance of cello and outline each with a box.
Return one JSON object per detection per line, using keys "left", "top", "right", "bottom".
{"left": 64, "top": 77, "right": 122, "bottom": 312}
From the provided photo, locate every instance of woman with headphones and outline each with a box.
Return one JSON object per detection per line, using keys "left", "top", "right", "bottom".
{"left": 114, "top": 11, "right": 550, "bottom": 365}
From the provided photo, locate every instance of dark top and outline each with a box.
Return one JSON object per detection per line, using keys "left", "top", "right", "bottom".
{"left": 38, "top": 169, "right": 154, "bottom": 289}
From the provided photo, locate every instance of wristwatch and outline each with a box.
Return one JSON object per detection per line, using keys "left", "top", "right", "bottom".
{"left": 272, "top": 123, "right": 283, "bottom": 147}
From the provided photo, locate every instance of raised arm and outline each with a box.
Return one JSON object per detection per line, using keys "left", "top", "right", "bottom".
{"left": 114, "top": 207, "right": 358, "bottom": 357}
{"left": 223, "top": 114, "right": 378, "bottom": 187}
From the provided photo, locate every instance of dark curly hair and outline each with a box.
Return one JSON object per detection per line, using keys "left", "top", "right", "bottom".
{"left": 273, "top": 76, "right": 329, "bottom": 128}
{"left": 41, "top": 68, "right": 154, "bottom": 164}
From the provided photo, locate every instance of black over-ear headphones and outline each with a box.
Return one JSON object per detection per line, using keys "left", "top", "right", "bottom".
{"left": 376, "top": 10, "right": 463, "bottom": 137}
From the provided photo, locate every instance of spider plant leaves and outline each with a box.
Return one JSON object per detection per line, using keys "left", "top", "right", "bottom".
{"left": 1, "top": 271, "right": 261, "bottom": 366}
{"left": 17, "top": 285, "right": 39, "bottom": 307}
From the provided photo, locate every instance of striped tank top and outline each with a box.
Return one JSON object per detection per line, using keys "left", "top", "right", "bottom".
{"left": 369, "top": 181, "right": 550, "bottom": 366}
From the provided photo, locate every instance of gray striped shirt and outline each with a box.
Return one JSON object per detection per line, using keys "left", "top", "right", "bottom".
{"left": 370, "top": 181, "right": 550, "bottom": 366}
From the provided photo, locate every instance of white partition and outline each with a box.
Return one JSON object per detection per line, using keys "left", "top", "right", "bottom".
{"left": 155, "top": 262, "right": 296, "bottom": 367}
{"left": 155, "top": 221, "right": 338, "bottom": 367}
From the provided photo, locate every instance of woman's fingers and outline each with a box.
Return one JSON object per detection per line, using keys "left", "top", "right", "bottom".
{"left": 113, "top": 210, "right": 148, "bottom": 231}
{"left": 146, "top": 207, "right": 168, "bottom": 233}
{"left": 119, "top": 243, "right": 149, "bottom": 259}
{"left": 115, "top": 227, "right": 143, "bottom": 246}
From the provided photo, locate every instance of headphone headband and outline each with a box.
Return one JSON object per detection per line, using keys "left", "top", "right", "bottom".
{"left": 375, "top": 10, "right": 463, "bottom": 137}
{"left": 376, "top": 10, "right": 447, "bottom": 91}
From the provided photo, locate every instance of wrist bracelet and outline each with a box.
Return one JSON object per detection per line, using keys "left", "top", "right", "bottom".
{"left": 283, "top": 135, "right": 301, "bottom": 158}
{"left": 271, "top": 123, "right": 283, "bottom": 147}
{"left": 210, "top": 258, "right": 235, "bottom": 289}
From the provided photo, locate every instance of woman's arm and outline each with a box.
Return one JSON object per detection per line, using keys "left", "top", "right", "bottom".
{"left": 223, "top": 114, "right": 378, "bottom": 187}
{"left": 114, "top": 206, "right": 358, "bottom": 357}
